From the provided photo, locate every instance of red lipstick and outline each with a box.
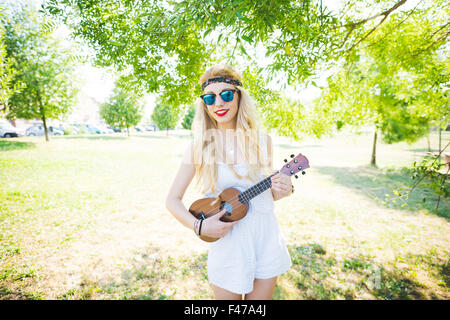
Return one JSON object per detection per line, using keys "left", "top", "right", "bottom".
{"left": 215, "top": 109, "right": 229, "bottom": 117}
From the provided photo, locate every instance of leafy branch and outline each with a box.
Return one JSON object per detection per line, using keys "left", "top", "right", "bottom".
{"left": 342, "top": 0, "right": 408, "bottom": 53}
{"left": 391, "top": 141, "right": 450, "bottom": 213}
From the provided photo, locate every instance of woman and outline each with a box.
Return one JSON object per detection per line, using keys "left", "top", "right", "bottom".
{"left": 165, "top": 64, "right": 293, "bottom": 300}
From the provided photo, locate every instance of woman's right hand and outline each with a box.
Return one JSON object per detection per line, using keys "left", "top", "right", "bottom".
{"left": 200, "top": 208, "right": 239, "bottom": 239}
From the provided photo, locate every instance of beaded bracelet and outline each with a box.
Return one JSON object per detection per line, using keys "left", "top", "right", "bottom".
{"left": 194, "top": 219, "right": 200, "bottom": 235}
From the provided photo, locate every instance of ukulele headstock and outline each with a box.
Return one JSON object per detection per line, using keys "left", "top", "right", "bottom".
{"left": 279, "top": 153, "right": 310, "bottom": 178}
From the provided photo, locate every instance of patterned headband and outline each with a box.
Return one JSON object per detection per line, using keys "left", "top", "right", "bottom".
{"left": 201, "top": 76, "right": 243, "bottom": 91}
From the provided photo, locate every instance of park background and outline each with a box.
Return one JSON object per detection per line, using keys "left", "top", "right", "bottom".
{"left": 0, "top": 0, "right": 448, "bottom": 299}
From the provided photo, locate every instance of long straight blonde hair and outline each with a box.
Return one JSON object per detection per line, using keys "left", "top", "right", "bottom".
{"left": 191, "top": 64, "right": 271, "bottom": 196}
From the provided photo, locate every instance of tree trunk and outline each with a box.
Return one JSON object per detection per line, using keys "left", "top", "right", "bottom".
{"left": 166, "top": 128, "right": 169, "bottom": 136}
{"left": 438, "top": 128, "right": 442, "bottom": 167}
{"left": 426, "top": 132, "right": 431, "bottom": 152}
{"left": 370, "top": 127, "right": 377, "bottom": 167}
{"left": 127, "top": 126, "right": 130, "bottom": 137}
{"left": 40, "top": 106, "right": 49, "bottom": 142}
{"left": 37, "top": 91, "right": 49, "bottom": 142}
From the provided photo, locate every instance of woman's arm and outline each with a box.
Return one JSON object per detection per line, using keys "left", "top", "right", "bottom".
{"left": 267, "top": 134, "right": 293, "bottom": 201}
{"left": 165, "top": 141, "right": 198, "bottom": 230}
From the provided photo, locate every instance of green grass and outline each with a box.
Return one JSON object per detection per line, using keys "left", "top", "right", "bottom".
{"left": 0, "top": 130, "right": 449, "bottom": 299}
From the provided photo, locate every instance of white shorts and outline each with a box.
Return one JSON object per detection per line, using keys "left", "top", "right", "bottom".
{"left": 207, "top": 209, "right": 292, "bottom": 295}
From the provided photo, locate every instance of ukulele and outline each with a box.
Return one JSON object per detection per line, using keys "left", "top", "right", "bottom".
{"left": 189, "top": 152, "right": 310, "bottom": 242}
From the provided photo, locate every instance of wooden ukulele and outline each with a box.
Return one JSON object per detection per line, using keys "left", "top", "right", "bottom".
{"left": 189, "top": 153, "right": 310, "bottom": 242}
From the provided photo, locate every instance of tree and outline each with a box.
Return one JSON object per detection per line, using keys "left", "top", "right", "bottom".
{"left": 3, "top": 3, "right": 78, "bottom": 141}
{"left": 100, "top": 87, "right": 143, "bottom": 136}
{"left": 151, "top": 103, "right": 178, "bottom": 136}
{"left": 44, "top": 0, "right": 449, "bottom": 141}
{"left": 181, "top": 105, "right": 195, "bottom": 130}
{"left": 317, "top": 12, "right": 449, "bottom": 166}
{"left": 0, "top": 6, "right": 16, "bottom": 109}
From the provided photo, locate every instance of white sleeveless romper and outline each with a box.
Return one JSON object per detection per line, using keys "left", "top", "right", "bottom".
{"left": 204, "top": 134, "right": 292, "bottom": 295}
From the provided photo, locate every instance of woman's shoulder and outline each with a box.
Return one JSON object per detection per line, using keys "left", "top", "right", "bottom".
{"left": 182, "top": 139, "right": 194, "bottom": 165}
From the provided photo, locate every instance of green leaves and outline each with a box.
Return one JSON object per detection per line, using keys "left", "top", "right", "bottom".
{"left": 42, "top": 0, "right": 340, "bottom": 102}
{"left": 3, "top": 3, "right": 78, "bottom": 131}
{"left": 36, "top": 0, "right": 449, "bottom": 143}
{"left": 100, "top": 86, "right": 143, "bottom": 135}
{"left": 151, "top": 102, "right": 179, "bottom": 133}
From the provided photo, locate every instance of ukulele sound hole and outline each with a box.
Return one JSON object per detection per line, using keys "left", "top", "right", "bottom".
{"left": 220, "top": 201, "right": 233, "bottom": 216}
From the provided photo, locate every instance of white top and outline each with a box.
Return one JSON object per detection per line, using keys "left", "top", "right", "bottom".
{"left": 204, "top": 132, "right": 292, "bottom": 294}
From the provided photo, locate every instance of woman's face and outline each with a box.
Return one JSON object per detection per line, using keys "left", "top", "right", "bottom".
{"left": 202, "top": 82, "right": 239, "bottom": 128}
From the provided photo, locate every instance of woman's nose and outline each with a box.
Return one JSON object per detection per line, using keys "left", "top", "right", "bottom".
{"left": 215, "top": 95, "right": 225, "bottom": 106}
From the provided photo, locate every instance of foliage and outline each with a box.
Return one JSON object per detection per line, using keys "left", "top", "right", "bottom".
{"left": 0, "top": 5, "right": 17, "bottom": 108}
{"left": 100, "top": 87, "right": 143, "bottom": 136}
{"left": 42, "top": 0, "right": 449, "bottom": 141}
{"left": 317, "top": 8, "right": 449, "bottom": 164}
{"left": 151, "top": 102, "right": 179, "bottom": 135}
{"left": 181, "top": 105, "right": 195, "bottom": 130}
{"left": 391, "top": 143, "right": 450, "bottom": 214}
{"left": 2, "top": 2, "right": 78, "bottom": 141}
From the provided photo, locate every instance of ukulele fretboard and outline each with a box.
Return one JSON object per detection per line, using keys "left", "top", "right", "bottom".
{"left": 238, "top": 172, "right": 277, "bottom": 203}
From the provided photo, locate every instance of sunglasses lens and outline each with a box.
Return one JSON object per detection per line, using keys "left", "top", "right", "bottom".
{"left": 202, "top": 94, "right": 215, "bottom": 105}
{"left": 220, "top": 90, "right": 234, "bottom": 102}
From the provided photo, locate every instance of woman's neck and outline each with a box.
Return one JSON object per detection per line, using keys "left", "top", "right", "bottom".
{"left": 216, "top": 119, "right": 237, "bottom": 132}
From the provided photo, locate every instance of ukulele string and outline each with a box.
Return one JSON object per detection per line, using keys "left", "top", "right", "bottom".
{"left": 197, "top": 154, "right": 307, "bottom": 218}
{"left": 200, "top": 172, "right": 279, "bottom": 218}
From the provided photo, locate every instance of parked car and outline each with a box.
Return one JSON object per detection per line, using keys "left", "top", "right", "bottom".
{"left": 108, "top": 126, "right": 122, "bottom": 133}
{"left": 26, "top": 125, "right": 63, "bottom": 136}
{"left": 144, "top": 124, "right": 157, "bottom": 131}
{"left": 84, "top": 124, "right": 101, "bottom": 134}
{"left": 0, "top": 122, "right": 20, "bottom": 138}
{"left": 26, "top": 125, "right": 44, "bottom": 136}
{"left": 49, "top": 126, "right": 64, "bottom": 135}
{"left": 98, "top": 125, "right": 114, "bottom": 134}
{"left": 72, "top": 123, "right": 86, "bottom": 134}
{"left": 73, "top": 123, "right": 96, "bottom": 134}
{"left": 61, "top": 124, "right": 80, "bottom": 135}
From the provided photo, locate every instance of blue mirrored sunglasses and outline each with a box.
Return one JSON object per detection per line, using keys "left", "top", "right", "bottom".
{"left": 200, "top": 89, "right": 239, "bottom": 106}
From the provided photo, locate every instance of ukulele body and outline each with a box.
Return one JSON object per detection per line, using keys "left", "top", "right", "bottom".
{"left": 188, "top": 187, "right": 249, "bottom": 242}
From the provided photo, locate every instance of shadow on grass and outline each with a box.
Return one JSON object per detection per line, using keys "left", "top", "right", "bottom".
{"left": 275, "top": 243, "right": 445, "bottom": 300}
{"left": 3, "top": 243, "right": 447, "bottom": 300}
{"left": 315, "top": 165, "right": 449, "bottom": 220}
{"left": 58, "top": 246, "right": 210, "bottom": 300}
{"left": 0, "top": 140, "right": 36, "bottom": 152}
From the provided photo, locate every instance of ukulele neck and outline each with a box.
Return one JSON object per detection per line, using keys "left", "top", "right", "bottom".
{"left": 238, "top": 172, "right": 278, "bottom": 204}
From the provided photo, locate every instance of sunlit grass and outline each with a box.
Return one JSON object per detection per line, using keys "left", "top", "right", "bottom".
{"left": 0, "top": 130, "right": 449, "bottom": 299}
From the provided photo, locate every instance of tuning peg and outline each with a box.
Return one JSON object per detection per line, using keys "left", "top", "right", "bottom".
{"left": 295, "top": 175, "right": 298, "bottom": 179}
{"left": 284, "top": 159, "right": 288, "bottom": 163}
{"left": 302, "top": 171, "right": 306, "bottom": 175}
{"left": 290, "top": 154, "right": 295, "bottom": 158}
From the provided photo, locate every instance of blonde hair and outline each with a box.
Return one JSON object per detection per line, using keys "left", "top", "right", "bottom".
{"left": 191, "top": 64, "right": 271, "bottom": 196}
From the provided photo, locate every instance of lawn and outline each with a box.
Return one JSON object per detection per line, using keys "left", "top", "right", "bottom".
{"left": 0, "top": 130, "right": 449, "bottom": 299}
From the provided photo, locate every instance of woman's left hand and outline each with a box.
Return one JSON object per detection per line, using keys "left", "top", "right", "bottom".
{"left": 270, "top": 170, "right": 292, "bottom": 199}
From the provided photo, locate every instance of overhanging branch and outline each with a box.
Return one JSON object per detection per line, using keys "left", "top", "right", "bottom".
{"left": 335, "top": 0, "right": 408, "bottom": 51}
